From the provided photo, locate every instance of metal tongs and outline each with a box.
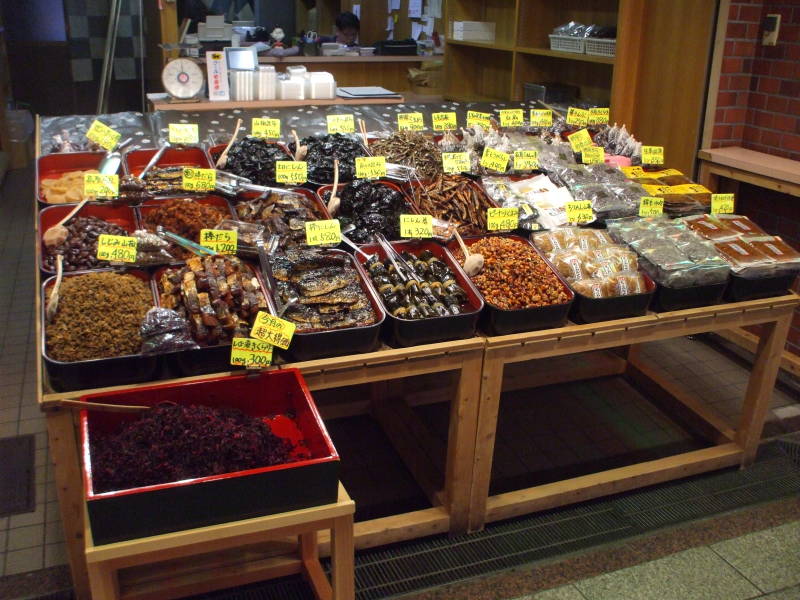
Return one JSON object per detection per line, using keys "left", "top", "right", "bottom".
{"left": 155, "top": 226, "right": 217, "bottom": 257}
{"left": 215, "top": 171, "right": 298, "bottom": 197}
{"left": 255, "top": 234, "right": 297, "bottom": 317}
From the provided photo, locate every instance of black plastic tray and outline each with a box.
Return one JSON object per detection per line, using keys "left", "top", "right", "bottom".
{"left": 570, "top": 272, "right": 656, "bottom": 324}
{"left": 724, "top": 271, "right": 798, "bottom": 302}
{"left": 653, "top": 281, "right": 728, "bottom": 312}
{"left": 357, "top": 240, "right": 484, "bottom": 347}
{"left": 446, "top": 234, "right": 574, "bottom": 336}
{"left": 41, "top": 270, "right": 160, "bottom": 392}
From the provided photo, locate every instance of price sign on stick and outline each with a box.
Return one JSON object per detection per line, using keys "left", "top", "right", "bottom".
{"left": 230, "top": 338, "right": 273, "bottom": 368}
{"left": 442, "top": 152, "right": 470, "bottom": 174}
{"left": 568, "top": 129, "right": 594, "bottom": 153}
{"left": 200, "top": 229, "right": 237, "bottom": 254}
{"left": 588, "top": 108, "right": 610, "bottom": 125}
{"left": 275, "top": 161, "right": 308, "bottom": 183}
{"left": 565, "top": 201, "right": 594, "bottom": 224}
{"left": 642, "top": 146, "right": 665, "bottom": 165}
{"left": 86, "top": 120, "right": 121, "bottom": 150}
{"left": 355, "top": 156, "right": 386, "bottom": 179}
{"left": 84, "top": 173, "right": 119, "bottom": 198}
{"left": 182, "top": 168, "right": 216, "bottom": 191}
{"left": 327, "top": 114, "right": 355, "bottom": 134}
{"left": 566, "top": 107, "right": 589, "bottom": 127}
{"left": 480, "top": 147, "right": 510, "bottom": 172}
{"left": 398, "top": 112, "right": 424, "bottom": 131}
{"left": 499, "top": 109, "right": 524, "bottom": 127}
{"left": 250, "top": 312, "right": 296, "bottom": 350}
{"left": 305, "top": 219, "right": 342, "bottom": 245}
{"left": 168, "top": 123, "right": 199, "bottom": 144}
{"left": 487, "top": 207, "right": 519, "bottom": 231}
{"left": 711, "top": 193, "right": 735, "bottom": 214}
{"left": 400, "top": 214, "right": 433, "bottom": 238}
{"left": 252, "top": 118, "right": 281, "bottom": 138}
{"left": 530, "top": 109, "right": 553, "bottom": 127}
{"left": 432, "top": 112, "right": 457, "bottom": 131}
{"left": 639, "top": 196, "right": 665, "bottom": 217}
{"left": 96, "top": 234, "right": 137, "bottom": 263}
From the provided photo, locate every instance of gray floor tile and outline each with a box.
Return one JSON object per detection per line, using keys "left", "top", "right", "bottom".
{"left": 574, "top": 547, "right": 760, "bottom": 600}
{"left": 758, "top": 585, "right": 800, "bottom": 599}
{"left": 711, "top": 522, "right": 800, "bottom": 593}
{"left": 44, "top": 542, "right": 67, "bottom": 568}
{"left": 8, "top": 501, "right": 45, "bottom": 528}
{"left": 7, "top": 523, "right": 44, "bottom": 551}
{"left": 4, "top": 546, "right": 44, "bottom": 575}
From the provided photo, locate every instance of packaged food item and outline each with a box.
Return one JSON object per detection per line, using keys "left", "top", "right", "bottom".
{"left": 551, "top": 249, "right": 590, "bottom": 281}
{"left": 682, "top": 214, "right": 736, "bottom": 240}
{"left": 715, "top": 214, "right": 768, "bottom": 237}
{"left": 610, "top": 271, "right": 648, "bottom": 296}
{"left": 572, "top": 277, "right": 615, "bottom": 299}
{"left": 589, "top": 245, "right": 638, "bottom": 271}
{"left": 573, "top": 228, "right": 614, "bottom": 251}
{"left": 532, "top": 228, "right": 577, "bottom": 256}
{"left": 744, "top": 236, "right": 800, "bottom": 273}
{"left": 713, "top": 239, "right": 776, "bottom": 278}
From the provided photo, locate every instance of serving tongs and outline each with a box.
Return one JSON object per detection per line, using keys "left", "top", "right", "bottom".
{"left": 98, "top": 137, "right": 133, "bottom": 175}
{"left": 155, "top": 226, "right": 218, "bottom": 257}
{"left": 254, "top": 234, "right": 285, "bottom": 311}
{"left": 215, "top": 172, "right": 298, "bottom": 198}
{"left": 138, "top": 142, "right": 171, "bottom": 178}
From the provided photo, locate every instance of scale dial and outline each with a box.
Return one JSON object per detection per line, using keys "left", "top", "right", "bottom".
{"left": 161, "top": 58, "right": 205, "bottom": 100}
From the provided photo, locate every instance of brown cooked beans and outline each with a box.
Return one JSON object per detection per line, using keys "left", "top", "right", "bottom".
{"left": 453, "top": 236, "right": 569, "bottom": 310}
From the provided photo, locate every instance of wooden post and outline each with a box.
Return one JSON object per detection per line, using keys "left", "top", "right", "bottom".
{"left": 331, "top": 514, "right": 355, "bottom": 600}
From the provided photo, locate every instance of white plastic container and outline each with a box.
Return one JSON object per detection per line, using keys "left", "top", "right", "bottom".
{"left": 305, "top": 72, "right": 336, "bottom": 99}
{"left": 229, "top": 70, "right": 254, "bottom": 101}
{"left": 278, "top": 76, "right": 305, "bottom": 100}
{"left": 256, "top": 65, "right": 276, "bottom": 100}
{"left": 286, "top": 65, "right": 308, "bottom": 79}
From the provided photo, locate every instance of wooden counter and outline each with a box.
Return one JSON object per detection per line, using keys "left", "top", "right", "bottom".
{"left": 149, "top": 95, "right": 405, "bottom": 112}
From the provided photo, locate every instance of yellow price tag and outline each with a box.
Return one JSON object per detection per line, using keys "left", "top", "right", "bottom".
{"left": 326, "top": 114, "right": 355, "bottom": 134}
{"left": 168, "top": 123, "right": 199, "bottom": 144}
{"left": 565, "top": 201, "right": 594, "bottom": 224}
{"left": 666, "top": 183, "right": 711, "bottom": 194}
{"left": 466, "top": 110, "right": 492, "bottom": 129}
{"left": 642, "top": 184, "right": 670, "bottom": 196}
{"left": 432, "top": 112, "right": 457, "bottom": 131}
{"left": 305, "top": 219, "right": 342, "bottom": 245}
{"left": 400, "top": 214, "right": 433, "bottom": 238}
{"left": 568, "top": 129, "right": 593, "bottom": 153}
{"left": 621, "top": 166, "right": 645, "bottom": 178}
{"left": 442, "top": 152, "right": 470, "bottom": 174}
{"left": 641, "top": 145, "right": 665, "bottom": 165}
{"left": 86, "top": 120, "right": 121, "bottom": 151}
{"left": 250, "top": 312, "right": 296, "bottom": 350}
{"left": 398, "top": 112, "right": 424, "bottom": 131}
{"left": 530, "top": 109, "right": 553, "bottom": 127}
{"left": 182, "top": 167, "right": 216, "bottom": 191}
{"left": 355, "top": 156, "right": 387, "bottom": 179}
{"left": 230, "top": 338, "right": 273, "bottom": 368}
{"left": 251, "top": 118, "right": 281, "bottom": 138}
{"left": 711, "top": 193, "right": 735, "bottom": 214}
{"left": 581, "top": 146, "right": 605, "bottom": 164}
{"left": 83, "top": 173, "right": 119, "bottom": 198}
{"left": 638, "top": 196, "right": 665, "bottom": 217}
{"left": 499, "top": 109, "right": 524, "bottom": 127}
{"left": 588, "top": 107, "right": 610, "bottom": 125}
{"left": 199, "top": 229, "right": 237, "bottom": 255}
{"left": 480, "top": 147, "right": 510, "bottom": 172}
{"left": 513, "top": 150, "right": 539, "bottom": 171}
{"left": 96, "top": 234, "right": 137, "bottom": 263}
{"left": 275, "top": 161, "right": 308, "bottom": 183}
{"left": 487, "top": 207, "right": 519, "bottom": 231}
{"left": 566, "top": 107, "right": 589, "bottom": 127}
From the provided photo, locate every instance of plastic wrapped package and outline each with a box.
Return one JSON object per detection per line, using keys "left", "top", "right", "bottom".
{"left": 713, "top": 239, "right": 776, "bottom": 279}
{"left": 131, "top": 230, "right": 175, "bottom": 267}
{"left": 550, "top": 249, "right": 590, "bottom": 281}
{"left": 213, "top": 219, "right": 266, "bottom": 249}
{"left": 572, "top": 277, "right": 615, "bottom": 298}
{"left": 557, "top": 164, "right": 597, "bottom": 188}
{"left": 682, "top": 214, "right": 737, "bottom": 240}
{"left": 530, "top": 187, "right": 574, "bottom": 230}
{"left": 140, "top": 308, "right": 200, "bottom": 355}
{"left": 571, "top": 183, "right": 639, "bottom": 220}
{"left": 715, "top": 214, "right": 768, "bottom": 237}
{"left": 610, "top": 271, "right": 648, "bottom": 296}
{"left": 585, "top": 162, "right": 628, "bottom": 184}
{"left": 744, "top": 236, "right": 800, "bottom": 276}
{"left": 532, "top": 228, "right": 578, "bottom": 256}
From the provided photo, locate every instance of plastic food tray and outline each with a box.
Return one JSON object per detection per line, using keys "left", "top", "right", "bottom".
{"left": 585, "top": 38, "right": 616, "bottom": 57}
{"left": 356, "top": 240, "right": 484, "bottom": 347}
{"left": 41, "top": 270, "right": 159, "bottom": 392}
{"left": 36, "top": 151, "right": 107, "bottom": 205}
{"left": 124, "top": 147, "right": 213, "bottom": 194}
{"left": 549, "top": 34, "right": 586, "bottom": 54}
{"left": 446, "top": 234, "right": 574, "bottom": 336}
{"left": 81, "top": 369, "right": 339, "bottom": 544}
{"left": 652, "top": 281, "right": 728, "bottom": 312}
{"left": 208, "top": 141, "right": 294, "bottom": 184}
{"left": 38, "top": 203, "right": 140, "bottom": 275}
{"left": 724, "top": 271, "right": 798, "bottom": 302}
{"left": 569, "top": 271, "right": 656, "bottom": 324}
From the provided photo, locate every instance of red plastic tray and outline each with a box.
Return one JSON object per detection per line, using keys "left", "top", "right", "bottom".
{"left": 37, "top": 151, "right": 107, "bottom": 204}
{"left": 138, "top": 195, "right": 236, "bottom": 247}
{"left": 124, "top": 147, "right": 213, "bottom": 178}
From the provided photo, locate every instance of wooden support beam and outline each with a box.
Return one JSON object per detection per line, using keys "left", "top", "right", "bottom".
{"left": 715, "top": 328, "right": 800, "bottom": 378}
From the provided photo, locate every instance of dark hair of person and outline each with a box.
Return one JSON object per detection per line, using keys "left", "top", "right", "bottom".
{"left": 335, "top": 11, "right": 360, "bottom": 31}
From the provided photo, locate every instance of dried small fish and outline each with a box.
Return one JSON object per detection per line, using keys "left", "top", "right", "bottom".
{"left": 370, "top": 132, "right": 442, "bottom": 179}
{"left": 410, "top": 175, "right": 494, "bottom": 236}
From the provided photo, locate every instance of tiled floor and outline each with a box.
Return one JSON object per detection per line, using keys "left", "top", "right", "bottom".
{"left": 514, "top": 521, "right": 800, "bottom": 600}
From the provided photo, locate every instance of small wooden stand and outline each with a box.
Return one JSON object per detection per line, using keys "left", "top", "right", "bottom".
{"left": 84, "top": 483, "right": 355, "bottom": 600}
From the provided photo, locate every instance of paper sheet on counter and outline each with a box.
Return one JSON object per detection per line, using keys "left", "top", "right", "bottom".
{"left": 408, "top": 0, "right": 422, "bottom": 18}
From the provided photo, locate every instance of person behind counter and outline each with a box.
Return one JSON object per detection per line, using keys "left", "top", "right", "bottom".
{"left": 318, "top": 11, "right": 360, "bottom": 46}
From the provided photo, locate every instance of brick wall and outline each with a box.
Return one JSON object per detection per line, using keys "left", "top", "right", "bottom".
{"left": 711, "top": 0, "right": 800, "bottom": 160}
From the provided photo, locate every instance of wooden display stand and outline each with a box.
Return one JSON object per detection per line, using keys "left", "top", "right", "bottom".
{"left": 84, "top": 484, "right": 354, "bottom": 600}
{"left": 468, "top": 295, "right": 797, "bottom": 531}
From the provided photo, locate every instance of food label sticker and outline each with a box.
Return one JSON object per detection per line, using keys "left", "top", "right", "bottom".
{"left": 499, "top": 109, "right": 524, "bottom": 127}
{"left": 513, "top": 150, "right": 539, "bottom": 170}
{"left": 182, "top": 167, "right": 216, "bottom": 191}
{"left": 230, "top": 338, "right": 273, "bottom": 368}
{"left": 86, "top": 120, "right": 121, "bottom": 151}
{"left": 588, "top": 107, "right": 610, "bottom": 125}
{"left": 355, "top": 156, "right": 387, "bottom": 179}
{"left": 711, "top": 193, "right": 735, "bottom": 214}
{"left": 642, "top": 145, "right": 665, "bottom": 165}
{"left": 275, "top": 160, "right": 308, "bottom": 183}
{"left": 566, "top": 107, "right": 589, "bottom": 127}
{"left": 432, "top": 112, "right": 457, "bottom": 131}
{"left": 530, "top": 109, "right": 553, "bottom": 127}
{"left": 305, "top": 219, "right": 342, "bottom": 245}
{"left": 83, "top": 173, "right": 119, "bottom": 198}
{"left": 400, "top": 214, "right": 433, "bottom": 238}
{"left": 96, "top": 234, "right": 137, "bottom": 263}
{"left": 251, "top": 117, "right": 281, "bottom": 138}
{"left": 565, "top": 200, "right": 594, "bottom": 224}
{"left": 568, "top": 128, "right": 593, "bottom": 153}
{"left": 326, "top": 114, "right": 355, "bottom": 134}
{"left": 581, "top": 146, "right": 605, "bottom": 164}
{"left": 397, "top": 112, "right": 424, "bottom": 131}
{"left": 466, "top": 110, "right": 492, "bottom": 129}
{"left": 200, "top": 229, "right": 238, "bottom": 255}
{"left": 480, "top": 147, "right": 510, "bottom": 172}
{"left": 638, "top": 196, "right": 665, "bottom": 217}
{"left": 487, "top": 207, "right": 519, "bottom": 231}
{"left": 250, "top": 311, "right": 296, "bottom": 350}
{"left": 521, "top": 203, "right": 533, "bottom": 216}
{"left": 442, "top": 152, "right": 470, "bottom": 173}
{"left": 168, "top": 123, "right": 199, "bottom": 144}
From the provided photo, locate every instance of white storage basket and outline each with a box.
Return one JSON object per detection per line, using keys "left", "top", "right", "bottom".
{"left": 548, "top": 35, "right": 585, "bottom": 54}
{"left": 585, "top": 38, "right": 616, "bottom": 57}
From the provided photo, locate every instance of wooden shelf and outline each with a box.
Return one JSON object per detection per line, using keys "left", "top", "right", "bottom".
{"left": 515, "top": 46, "right": 616, "bottom": 65}
{"left": 446, "top": 40, "right": 514, "bottom": 52}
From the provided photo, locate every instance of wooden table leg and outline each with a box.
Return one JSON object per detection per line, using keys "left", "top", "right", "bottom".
{"left": 301, "top": 531, "right": 332, "bottom": 600}
{"left": 444, "top": 348, "right": 483, "bottom": 534}
{"left": 698, "top": 160, "right": 719, "bottom": 191}
{"left": 47, "top": 408, "right": 91, "bottom": 600}
{"left": 87, "top": 563, "right": 119, "bottom": 600}
{"left": 736, "top": 313, "right": 793, "bottom": 466}
{"left": 468, "top": 349, "right": 505, "bottom": 532}
{"left": 330, "top": 514, "right": 355, "bottom": 600}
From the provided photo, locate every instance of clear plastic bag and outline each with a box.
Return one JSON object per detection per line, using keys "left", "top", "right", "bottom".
{"left": 140, "top": 308, "right": 200, "bottom": 355}
{"left": 713, "top": 239, "right": 776, "bottom": 279}
{"left": 132, "top": 230, "right": 175, "bottom": 267}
